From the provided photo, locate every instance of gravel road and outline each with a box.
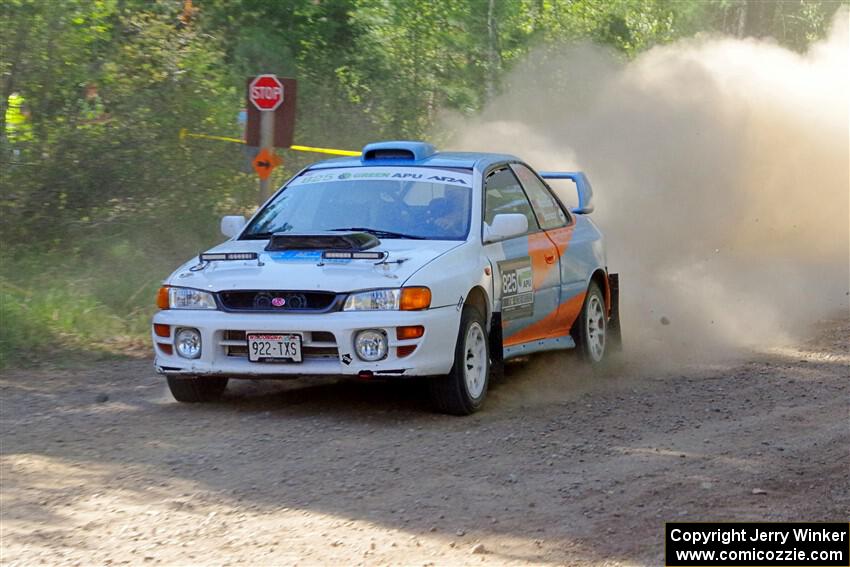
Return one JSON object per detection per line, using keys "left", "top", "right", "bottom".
{"left": 2, "top": 318, "right": 848, "bottom": 566}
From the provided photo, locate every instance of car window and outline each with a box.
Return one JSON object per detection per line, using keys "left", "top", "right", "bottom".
{"left": 484, "top": 167, "right": 539, "bottom": 233}
{"left": 511, "top": 163, "right": 569, "bottom": 229}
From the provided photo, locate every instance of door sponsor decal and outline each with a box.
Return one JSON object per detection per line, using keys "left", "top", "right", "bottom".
{"left": 499, "top": 258, "right": 534, "bottom": 319}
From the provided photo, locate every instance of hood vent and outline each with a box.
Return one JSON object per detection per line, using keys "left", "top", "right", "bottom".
{"left": 264, "top": 231, "right": 380, "bottom": 252}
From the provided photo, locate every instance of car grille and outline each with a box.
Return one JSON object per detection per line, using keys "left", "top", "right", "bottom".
{"left": 221, "top": 330, "right": 339, "bottom": 359}
{"left": 218, "top": 290, "right": 339, "bottom": 312}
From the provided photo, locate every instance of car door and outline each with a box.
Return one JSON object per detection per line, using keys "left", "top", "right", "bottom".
{"left": 482, "top": 166, "right": 560, "bottom": 350}
{"left": 511, "top": 163, "right": 588, "bottom": 336}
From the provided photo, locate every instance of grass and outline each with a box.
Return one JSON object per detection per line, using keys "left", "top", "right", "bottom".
{"left": 0, "top": 214, "right": 224, "bottom": 369}
{"left": 0, "top": 279, "right": 152, "bottom": 369}
{"left": 0, "top": 245, "right": 169, "bottom": 369}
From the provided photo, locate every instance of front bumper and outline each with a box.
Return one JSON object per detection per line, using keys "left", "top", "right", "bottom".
{"left": 151, "top": 306, "right": 460, "bottom": 378}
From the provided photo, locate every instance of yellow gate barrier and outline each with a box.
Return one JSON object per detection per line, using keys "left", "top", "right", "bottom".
{"left": 179, "top": 128, "right": 360, "bottom": 157}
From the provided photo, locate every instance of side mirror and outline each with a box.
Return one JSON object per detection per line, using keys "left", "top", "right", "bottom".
{"left": 484, "top": 213, "right": 528, "bottom": 242}
{"left": 220, "top": 215, "right": 246, "bottom": 238}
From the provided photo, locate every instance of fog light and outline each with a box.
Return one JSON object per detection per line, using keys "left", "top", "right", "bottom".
{"left": 354, "top": 329, "right": 387, "bottom": 362}
{"left": 175, "top": 328, "right": 202, "bottom": 359}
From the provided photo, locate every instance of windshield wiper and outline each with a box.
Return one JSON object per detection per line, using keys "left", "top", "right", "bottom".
{"left": 330, "top": 227, "right": 427, "bottom": 240}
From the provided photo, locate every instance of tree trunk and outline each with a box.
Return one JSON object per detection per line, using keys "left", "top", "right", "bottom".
{"left": 486, "top": 0, "right": 500, "bottom": 101}
{"left": 736, "top": 1, "right": 747, "bottom": 37}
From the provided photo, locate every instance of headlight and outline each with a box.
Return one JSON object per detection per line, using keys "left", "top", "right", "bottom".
{"left": 344, "top": 289, "right": 400, "bottom": 311}
{"left": 157, "top": 286, "right": 217, "bottom": 310}
{"left": 343, "top": 287, "right": 431, "bottom": 311}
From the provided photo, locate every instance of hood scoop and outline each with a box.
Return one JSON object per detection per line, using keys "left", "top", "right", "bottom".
{"left": 265, "top": 231, "right": 380, "bottom": 252}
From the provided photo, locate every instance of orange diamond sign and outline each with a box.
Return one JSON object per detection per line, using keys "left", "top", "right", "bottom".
{"left": 252, "top": 148, "right": 282, "bottom": 180}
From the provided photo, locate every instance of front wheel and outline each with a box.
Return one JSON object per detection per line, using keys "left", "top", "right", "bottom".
{"left": 428, "top": 306, "right": 490, "bottom": 415}
{"left": 167, "top": 375, "right": 228, "bottom": 402}
{"left": 573, "top": 281, "right": 607, "bottom": 364}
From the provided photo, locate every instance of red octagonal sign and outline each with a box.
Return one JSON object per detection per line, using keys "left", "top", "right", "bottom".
{"left": 249, "top": 74, "right": 284, "bottom": 111}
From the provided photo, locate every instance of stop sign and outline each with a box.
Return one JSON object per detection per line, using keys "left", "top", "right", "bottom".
{"left": 249, "top": 74, "right": 284, "bottom": 111}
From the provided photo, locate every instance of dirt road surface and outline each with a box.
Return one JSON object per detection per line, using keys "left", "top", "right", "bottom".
{"left": 2, "top": 318, "right": 848, "bottom": 566}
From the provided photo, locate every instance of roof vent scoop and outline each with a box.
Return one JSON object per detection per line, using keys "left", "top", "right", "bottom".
{"left": 361, "top": 141, "right": 436, "bottom": 163}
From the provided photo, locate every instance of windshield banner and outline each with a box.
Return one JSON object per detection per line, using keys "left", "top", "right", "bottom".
{"left": 292, "top": 167, "right": 472, "bottom": 188}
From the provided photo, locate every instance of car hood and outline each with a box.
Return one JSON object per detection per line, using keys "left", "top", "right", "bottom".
{"left": 166, "top": 238, "right": 463, "bottom": 292}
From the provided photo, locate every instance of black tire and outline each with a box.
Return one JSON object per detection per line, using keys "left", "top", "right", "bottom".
{"left": 428, "top": 306, "right": 490, "bottom": 415}
{"left": 572, "top": 281, "right": 608, "bottom": 364}
{"left": 167, "top": 375, "right": 228, "bottom": 402}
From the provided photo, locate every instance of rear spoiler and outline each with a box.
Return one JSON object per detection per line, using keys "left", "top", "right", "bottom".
{"left": 539, "top": 171, "right": 594, "bottom": 214}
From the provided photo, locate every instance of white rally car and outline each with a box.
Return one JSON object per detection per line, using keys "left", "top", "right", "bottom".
{"left": 153, "top": 141, "right": 619, "bottom": 414}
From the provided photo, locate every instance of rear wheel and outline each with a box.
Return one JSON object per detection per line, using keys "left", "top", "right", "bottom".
{"left": 167, "top": 375, "right": 228, "bottom": 402}
{"left": 573, "top": 282, "right": 607, "bottom": 364}
{"left": 429, "top": 306, "right": 490, "bottom": 415}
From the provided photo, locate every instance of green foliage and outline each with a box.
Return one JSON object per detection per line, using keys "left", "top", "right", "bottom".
{"left": 694, "top": 0, "right": 846, "bottom": 51}
{"left": 0, "top": 0, "right": 842, "bottom": 365}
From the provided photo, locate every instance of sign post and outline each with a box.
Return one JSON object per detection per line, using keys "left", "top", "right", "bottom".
{"left": 258, "top": 109, "right": 274, "bottom": 202}
{"left": 248, "top": 74, "right": 286, "bottom": 204}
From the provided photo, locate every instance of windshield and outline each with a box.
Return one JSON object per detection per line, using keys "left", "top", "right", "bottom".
{"left": 242, "top": 166, "right": 474, "bottom": 241}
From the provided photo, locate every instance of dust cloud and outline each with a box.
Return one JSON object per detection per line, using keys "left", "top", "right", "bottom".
{"left": 444, "top": 9, "right": 849, "bottom": 360}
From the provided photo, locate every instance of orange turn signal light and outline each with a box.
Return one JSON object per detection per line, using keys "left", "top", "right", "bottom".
{"left": 156, "top": 286, "right": 170, "bottom": 309}
{"left": 154, "top": 324, "right": 170, "bottom": 338}
{"left": 397, "top": 345, "right": 417, "bottom": 358}
{"left": 400, "top": 287, "right": 431, "bottom": 311}
{"left": 396, "top": 325, "right": 424, "bottom": 340}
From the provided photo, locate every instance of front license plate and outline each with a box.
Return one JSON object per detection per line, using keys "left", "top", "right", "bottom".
{"left": 247, "top": 333, "right": 302, "bottom": 362}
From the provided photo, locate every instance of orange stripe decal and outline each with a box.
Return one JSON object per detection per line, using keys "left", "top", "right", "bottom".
{"left": 504, "top": 291, "right": 586, "bottom": 347}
